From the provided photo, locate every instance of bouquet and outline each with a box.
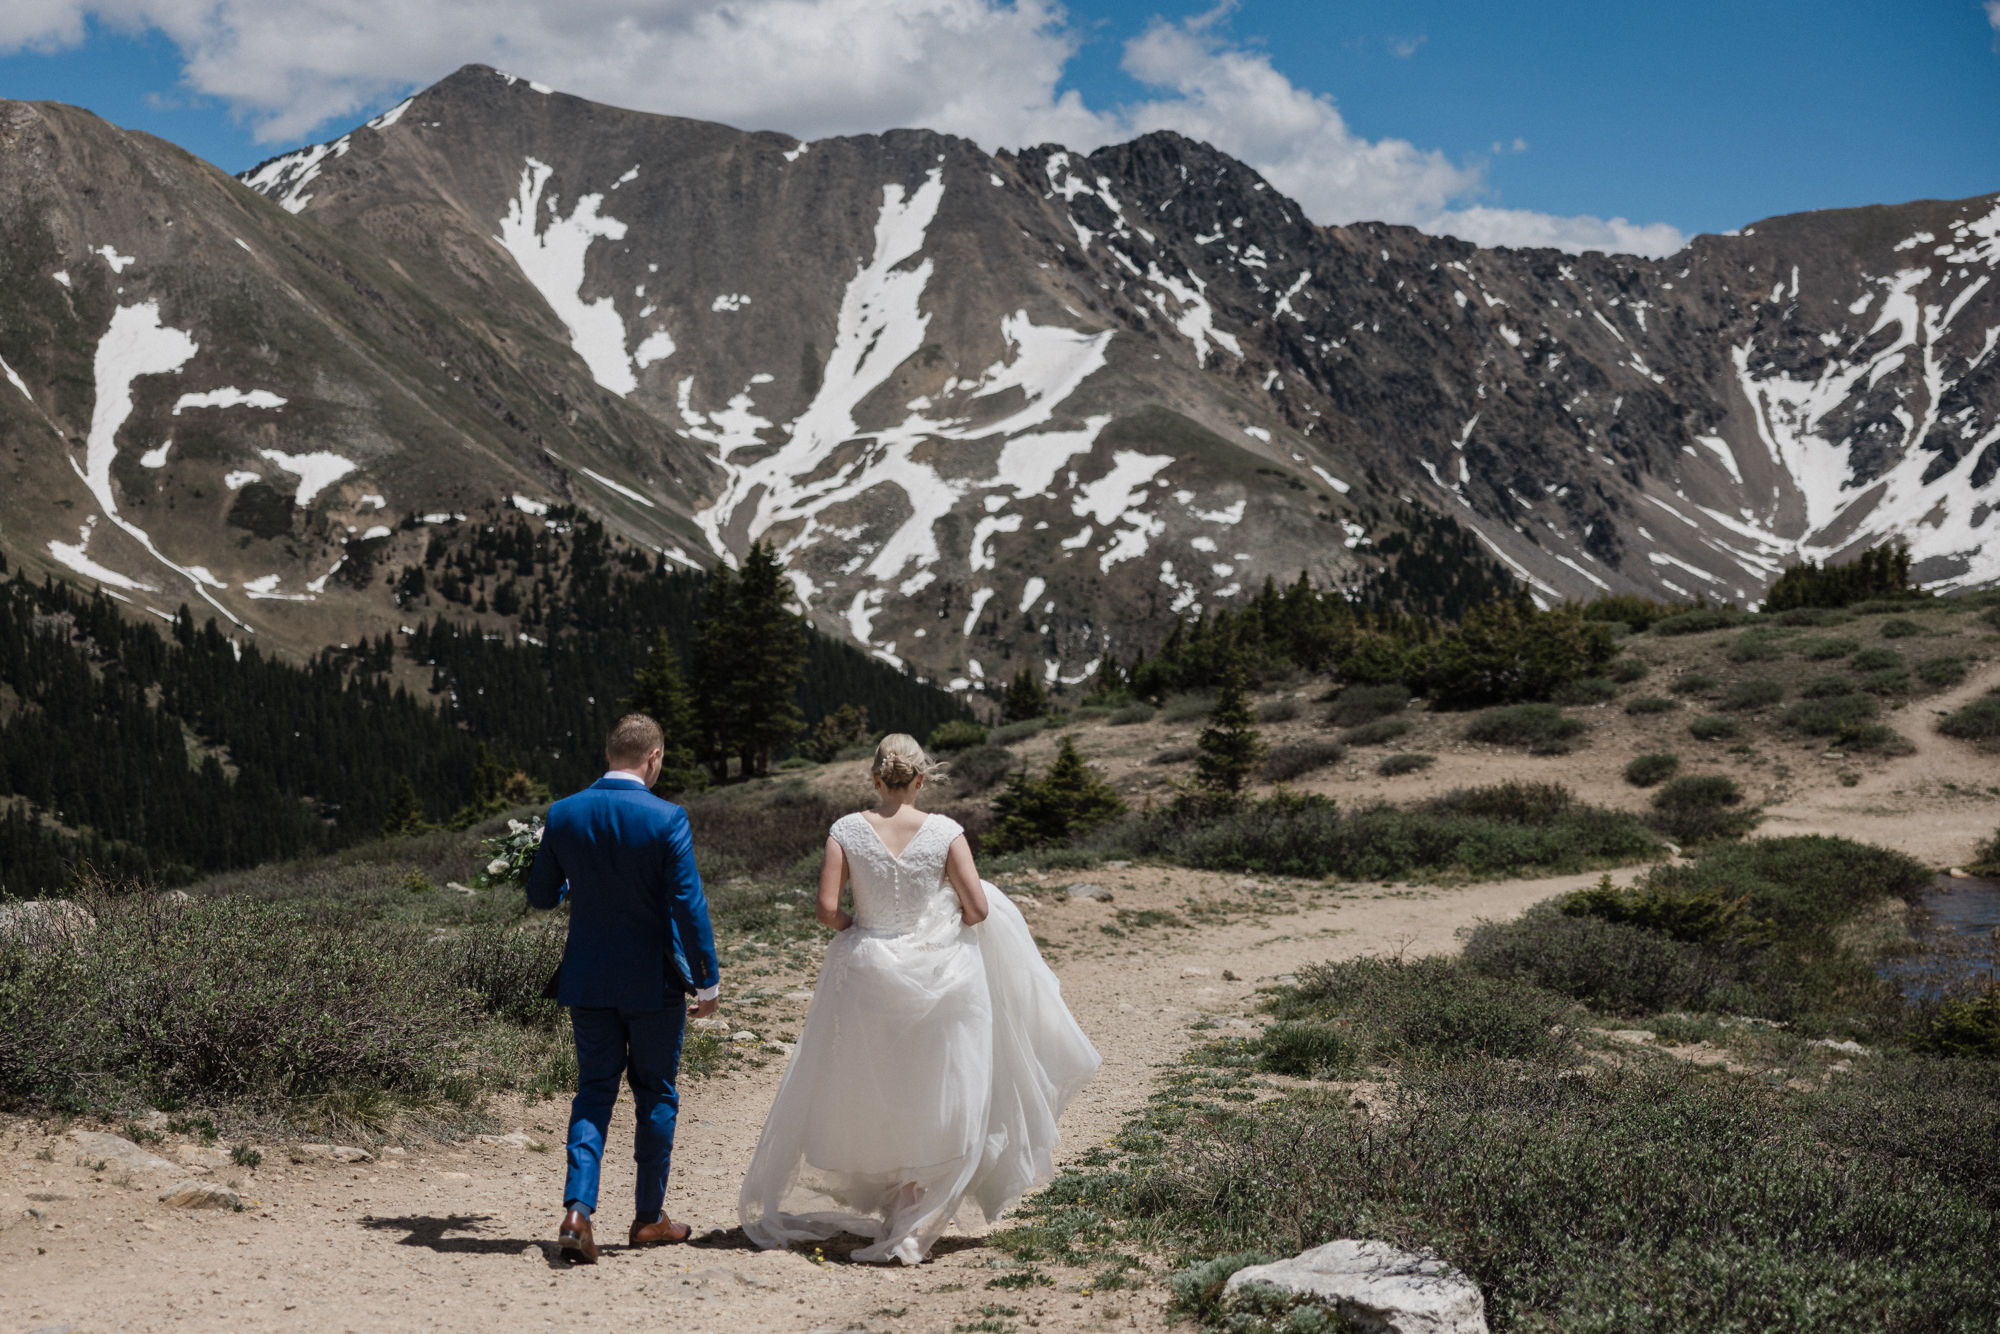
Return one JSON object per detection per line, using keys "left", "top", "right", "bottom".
{"left": 477, "top": 816, "right": 544, "bottom": 888}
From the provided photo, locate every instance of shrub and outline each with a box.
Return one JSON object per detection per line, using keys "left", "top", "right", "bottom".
{"left": 444, "top": 923, "right": 565, "bottom": 1028}
{"left": 1463, "top": 704, "right": 1587, "bottom": 754}
{"left": 1582, "top": 595, "right": 1690, "bottom": 631}
{"left": 1560, "top": 872, "right": 1773, "bottom": 948}
{"left": 1782, "top": 693, "right": 1880, "bottom": 738}
{"left": 1688, "top": 714, "right": 1741, "bottom": 741}
{"left": 1376, "top": 753, "right": 1435, "bottom": 777}
{"left": 1916, "top": 986, "right": 2000, "bottom": 1060}
{"left": 1159, "top": 692, "right": 1216, "bottom": 723}
{"left": 1271, "top": 956, "right": 1577, "bottom": 1063}
{"left": 1256, "top": 698, "right": 1301, "bottom": 723}
{"left": 1413, "top": 601, "right": 1616, "bottom": 709}
{"left": 1649, "top": 607, "right": 1744, "bottom": 636}
{"left": 1149, "top": 745, "right": 1199, "bottom": 765}
{"left": 1940, "top": 695, "right": 2000, "bottom": 743}
{"left": 1801, "top": 673, "right": 1858, "bottom": 699}
{"left": 1341, "top": 717, "right": 1414, "bottom": 746}
{"left": 1607, "top": 657, "right": 1651, "bottom": 684}
{"left": 1850, "top": 646, "right": 1903, "bottom": 672}
{"left": 1256, "top": 1020, "right": 1359, "bottom": 1077}
{"left": 1801, "top": 636, "right": 1861, "bottom": 660}
{"left": 927, "top": 719, "right": 990, "bottom": 752}
{"left": 1726, "top": 632, "right": 1785, "bottom": 663}
{"left": 1625, "top": 694, "right": 1679, "bottom": 715}
{"left": 1668, "top": 671, "right": 1718, "bottom": 696}
{"left": 1917, "top": 657, "right": 1970, "bottom": 688}
{"left": 1463, "top": 905, "right": 1736, "bottom": 1014}
{"left": 1774, "top": 606, "right": 1853, "bottom": 627}
{"left": 1879, "top": 617, "right": 1924, "bottom": 639}
{"left": 1427, "top": 781, "right": 1575, "bottom": 823}
{"left": 1107, "top": 703, "right": 1156, "bottom": 726}
{"left": 1649, "top": 774, "right": 1755, "bottom": 844}
{"left": 1719, "top": 678, "right": 1784, "bottom": 711}
{"left": 1641, "top": 835, "right": 1929, "bottom": 934}
{"left": 985, "top": 736, "right": 1125, "bottom": 853}
{"left": 1551, "top": 676, "right": 1618, "bottom": 706}
{"left": 1262, "top": 741, "right": 1346, "bottom": 783}
{"left": 948, "top": 745, "right": 1017, "bottom": 795}
{"left": 1762, "top": 542, "right": 1914, "bottom": 610}
{"left": 1625, "top": 752, "right": 1681, "bottom": 787}
{"left": 1860, "top": 668, "right": 1912, "bottom": 695}
{"left": 988, "top": 719, "right": 1047, "bottom": 746}
{"left": 1323, "top": 683, "right": 1410, "bottom": 728}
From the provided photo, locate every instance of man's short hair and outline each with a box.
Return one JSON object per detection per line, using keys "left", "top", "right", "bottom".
{"left": 605, "top": 712, "right": 665, "bottom": 766}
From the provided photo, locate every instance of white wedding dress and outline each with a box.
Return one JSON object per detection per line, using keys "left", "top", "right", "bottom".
{"left": 738, "top": 812, "right": 1101, "bottom": 1264}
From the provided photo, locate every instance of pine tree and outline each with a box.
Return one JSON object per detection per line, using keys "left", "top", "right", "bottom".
{"left": 381, "top": 777, "right": 433, "bottom": 838}
{"left": 730, "top": 541, "right": 807, "bottom": 778}
{"left": 1001, "top": 666, "right": 1048, "bottom": 722}
{"left": 626, "top": 629, "right": 708, "bottom": 796}
{"left": 690, "top": 562, "right": 742, "bottom": 783}
{"left": 1193, "top": 662, "right": 1267, "bottom": 800}
{"left": 987, "top": 735, "right": 1125, "bottom": 852}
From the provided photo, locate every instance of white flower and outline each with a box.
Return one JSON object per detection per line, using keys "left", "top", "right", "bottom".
{"left": 532, "top": 826, "right": 545, "bottom": 843}
{"left": 487, "top": 858, "right": 511, "bottom": 876}
{"left": 507, "top": 819, "right": 528, "bottom": 835}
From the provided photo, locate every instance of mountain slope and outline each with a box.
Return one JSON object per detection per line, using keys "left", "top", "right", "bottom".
{"left": 2, "top": 66, "right": 1994, "bottom": 687}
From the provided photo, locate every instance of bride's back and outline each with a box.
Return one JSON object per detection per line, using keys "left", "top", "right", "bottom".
{"left": 834, "top": 811, "right": 962, "bottom": 933}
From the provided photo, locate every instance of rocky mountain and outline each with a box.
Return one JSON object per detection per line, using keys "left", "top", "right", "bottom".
{"left": 3, "top": 64, "right": 1994, "bottom": 688}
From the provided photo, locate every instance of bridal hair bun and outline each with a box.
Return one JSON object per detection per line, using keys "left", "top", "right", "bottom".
{"left": 872, "top": 733, "right": 945, "bottom": 788}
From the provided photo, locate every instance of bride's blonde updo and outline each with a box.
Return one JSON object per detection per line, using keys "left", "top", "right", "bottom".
{"left": 872, "top": 733, "right": 944, "bottom": 789}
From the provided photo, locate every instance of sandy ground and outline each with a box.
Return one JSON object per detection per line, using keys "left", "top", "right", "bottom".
{"left": 6, "top": 659, "right": 1998, "bottom": 1334}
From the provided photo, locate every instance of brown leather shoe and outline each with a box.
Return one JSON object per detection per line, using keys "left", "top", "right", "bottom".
{"left": 557, "top": 1208, "right": 598, "bottom": 1264}
{"left": 628, "top": 1216, "right": 692, "bottom": 1247}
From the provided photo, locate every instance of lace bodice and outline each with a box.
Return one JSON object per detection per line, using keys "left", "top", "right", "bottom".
{"left": 832, "top": 812, "right": 965, "bottom": 933}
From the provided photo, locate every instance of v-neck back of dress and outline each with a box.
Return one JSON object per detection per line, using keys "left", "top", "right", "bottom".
{"left": 833, "top": 811, "right": 960, "bottom": 933}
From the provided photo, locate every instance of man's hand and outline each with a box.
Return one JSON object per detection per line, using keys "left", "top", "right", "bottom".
{"left": 690, "top": 996, "right": 719, "bottom": 1020}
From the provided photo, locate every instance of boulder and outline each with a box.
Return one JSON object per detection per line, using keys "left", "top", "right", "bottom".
{"left": 1224, "top": 1240, "right": 1487, "bottom": 1334}
{"left": 0, "top": 899, "right": 96, "bottom": 945}
{"left": 158, "top": 1180, "right": 240, "bottom": 1210}
{"left": 1063, "top": 882, "right": 1113, "bottom": 903}
{"left": 294, "top": 1142, "right": 371, "bottom": 1163}
{"left": 69, "top": 1131, "right": 179, "bottom": 1174}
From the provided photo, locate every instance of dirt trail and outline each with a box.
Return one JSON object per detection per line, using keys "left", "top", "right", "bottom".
{"left": 1756, "top": 657, "right": 2000, "bottom": 864}
{"left": 8, "top": 676, "right": 1995, "bottom": 1334}
{"left": 3, "top": 868, "right": 1595, "bottom": 1334}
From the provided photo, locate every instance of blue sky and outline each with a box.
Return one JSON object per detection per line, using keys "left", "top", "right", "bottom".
{"left": 2, "top": 1, "right": 1995, "bottom": 254}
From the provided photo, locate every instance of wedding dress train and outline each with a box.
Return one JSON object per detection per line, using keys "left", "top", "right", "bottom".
{"left": 738, "top": 812, "right": 1100, "bottom": 1264}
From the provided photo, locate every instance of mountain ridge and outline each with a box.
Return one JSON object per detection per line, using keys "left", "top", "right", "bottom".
{"left": 1, "top": 64, "right": 1994, "bottom": 687}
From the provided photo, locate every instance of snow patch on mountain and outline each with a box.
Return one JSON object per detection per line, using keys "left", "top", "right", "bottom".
{"left": 257, "top": 449, "right": 356, "bottom": 506}
{"left": 496, "top": 157, "right": 637, "bottom": 395}
{"left": 173, "top": 387, "right": 287, "bottom": 414}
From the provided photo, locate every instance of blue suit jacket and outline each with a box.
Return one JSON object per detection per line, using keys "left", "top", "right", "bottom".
{"left": 525, "top": 777, "right": 720, "bottom": 1011}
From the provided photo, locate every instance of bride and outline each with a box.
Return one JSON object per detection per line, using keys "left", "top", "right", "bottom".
{"left": 738, "top": 733, "right": 1101, "bottom": 1264}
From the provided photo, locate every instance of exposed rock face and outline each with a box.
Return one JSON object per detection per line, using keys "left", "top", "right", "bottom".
{"left": 69, "top": 1131, "right": 180, "bottom": 1174}
{"left": 1225, "top": 1240, "right": 1488, "bottom": 1334}
{"left": 157, "top": 1180, "right": 240, "bottom": 1209}
{"left": 3, "top": 64, "right": 1995, "bottom": 684}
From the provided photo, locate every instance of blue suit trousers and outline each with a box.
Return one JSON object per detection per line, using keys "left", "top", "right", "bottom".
{"left": 564, "top": 1004, "right": 686, "bottom": 1221}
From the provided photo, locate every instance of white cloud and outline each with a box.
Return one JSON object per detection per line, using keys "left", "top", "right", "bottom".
{"left": 1989, "top": 0, "right": 2000, "bottom": 37}
{"left": 4, "top": 0, "right": 1687, "bottom": 255}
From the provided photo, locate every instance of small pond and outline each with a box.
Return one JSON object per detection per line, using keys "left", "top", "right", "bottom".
{"left": 1882, "top": 875, "right": 2000, "bottom": 1001}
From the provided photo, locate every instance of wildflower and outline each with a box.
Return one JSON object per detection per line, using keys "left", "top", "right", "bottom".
{"left": 488, "top": 857, "right": 511, "bottom": 876}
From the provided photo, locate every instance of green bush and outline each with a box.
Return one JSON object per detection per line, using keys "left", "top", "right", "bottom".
{"left": 1800, "top": 636, "right": 1861, "bottom": 660}
{"left": 1560, "top": 872, "right": 1773, "bottom": 948}
{"left": 988, "top": 719, "right": 1048, "bottom": 746}
{"left": 1687, "top": 714, "right": 1741, "bottom": 741}
{"left": 1323, "top": 683, "right": 1410, "bottom": 728}
{"left": 1270, "top": 956, "right": 1577, "bottom": 1064}
{"left": 1376, "top": 753, "right": 1435, "bottom": 777}
{"left": 1108, "top": 703, "right": 1157, "bottom": 726}
{"left": 1426, "top": 781, "right": 1576, "bottom": 823}
{"left": 1624, "top": 752, "right": 1681, "bottom": 787}
{"left": 1878, "top": 617, "right": 1924, "bottom": 639}
{"left": 947, "top": 745, "right": 1017, "bottom": 795}
{"left": 1719, "top": 678, "right": 1784, "bottom": 711}
{"left": 1917, "top": 657, "right": 1970, "bottom": 688}
{"left": 1463, "top": 704, "right": 1587, "bottom": 754}
{"left": 1624, "top": 694, "right": 1679, "bottom": 715}
{"left": 1256, "top": 698, "right": 1301, "bottom": 723}
{"left": 1149, "top": 745, "right": 1199, "bottom": 765}
{"left": 1801, "top": 673, "right": 1858, "bottom": 699}
{"left": 1773, "top": 607, "right": 1853, "bottom": 627}
{"left": 1262, "top": 741, "right": 1346, "bottom": 783}
{"left": 1859, "top": 667, "right": 1912, "bottom": 695}
{"left": 1462, "top": 905, "right": 1737, "bottom": 1014}
{"left": 1762, "top": 543, "right": 1915, "bottom": 611}
{"left": 1940, "top": 694, "right": 2000, "bottom": 743}
{"left": 1341, "top": 717, "right": 1414, "bottom": 746}
{"left": 1668, "top": 671, "right": 1718, "bottom": 696}
{"left": 1582, "top": 595, "right": 1691, "bottom": 632}
{"left": 1850, "top": 646, "right": 1903, "bottom": 672}
{"left": 1782, "top": 693, "right": 1880, "bottom": 738}
{"left": 1159, "top": 693, "right": 1216, "bottom": 723}
{"left": 444, "top": 923, "right": 564, "bottom": 1028}
{"left": 1649, "top": 608, "right": 1744, "bottom": 636}
{"left": 1641, "top": 835, "right": 1929, "bottom": 934}
{"left": 1726, "top": 632, "right": 1785, "bottom": 663}
{"left": 1256, "top": 1020, "right": 1360, "bottom": 1078}
{"left": 926, "top": 719, "right": 990, "bottom": 752}
{"left": 1411, "top": 601, "right": 1616, "bottom": 709}
{"left": 1607, "top": 657, "right": 1651, "bottom": 684}
{"left": 1649, "top": 774, "right": 1755, "bottom": 845}
{"left": 985, "top": 736, "right": 1125, "bottom": 853}
{"left": 1126, "top": 788, "right": 1658, "bottom": 881}
{"left": 1917, "top": 986, "right": 2000, "bottom": 1060}
{"left": 1551, "top": 676, "right": 1618, "bottom": 706}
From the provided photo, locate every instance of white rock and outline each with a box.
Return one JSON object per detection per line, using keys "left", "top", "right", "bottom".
{"left": 476, "top": 1132, "right": 537, "bottom": 1148}
{"left": 295, "top": 1142, "right": 371, "bottom": 1163}
{"left": 1810, "top": 1038, "right": 1869, "bottom": 1055}
{"left": 70, "top": 1131, "right": 179, "bottom": 1173}
{"left": 1181, "top": 966, "right": 1212, "bottom": 978}
{"left": 730, "top": 1030, "right": 758, "bottom": 1043}
{"left": 692, "top": 1016, "right": 731, "bottom": 1032}
{"left": 1064, "top": 882, "right": 1114, "bottom": 902}
{"left": 158, "top": 1180, "right": 240, "bottom": 1210}
{"left": 1224, "top": 1240, "right": 1487, "bottom": 1334}
{"left": 173, "top": 1144, "right": 231, "bottom": 1169}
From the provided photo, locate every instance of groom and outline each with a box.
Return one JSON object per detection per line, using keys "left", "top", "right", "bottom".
{"left": 526, "top": 712, "right": 721, "bottom": 1263}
